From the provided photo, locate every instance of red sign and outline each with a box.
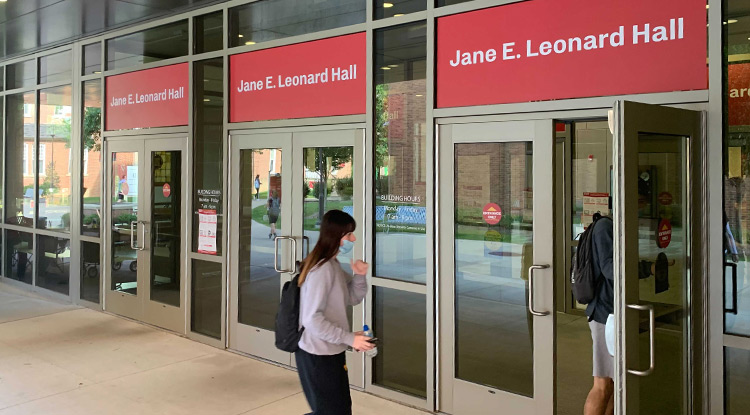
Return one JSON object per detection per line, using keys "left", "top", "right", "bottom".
{"left": 658, "top": 192, "right": 673, "bottom": 205}
{"left": 230, "top": 33, "right": 366, "bottom": 122}
{"left": 729, "top": 63, "right": 750, "bottom": 126}
{"left": 483, "top": 203, "right": 503, "bottom": 225}
{"left": 162, "top": 183, "right": 171, "bottom": 198}
{"left": 657, "top": 219, "right": 672, "bottom": 248}
{"left": 106, "top": 63, "right": 189, "bottom": 130}
{"left": 436, "top": 0, "right": 707, "bottom": 108}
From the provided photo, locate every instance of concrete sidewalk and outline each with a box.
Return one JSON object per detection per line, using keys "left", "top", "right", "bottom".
{"left": 0, "top": 285, "right": 426, "bottom": 415}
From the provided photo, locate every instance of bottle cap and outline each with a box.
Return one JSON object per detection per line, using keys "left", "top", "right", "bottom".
{"left": 363, "top": 325, "right": 370, "bottom": 331}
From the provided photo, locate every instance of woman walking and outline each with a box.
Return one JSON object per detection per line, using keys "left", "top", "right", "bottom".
{"left": 296, "top": 210, "right": 374, "bottom": 415}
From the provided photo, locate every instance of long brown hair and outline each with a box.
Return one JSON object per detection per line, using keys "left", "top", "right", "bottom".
{"left": 298, "top": 210, "right": 356, "bottom": 286}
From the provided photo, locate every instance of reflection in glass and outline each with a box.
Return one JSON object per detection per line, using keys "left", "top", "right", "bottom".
{"left": 229, "top": 0, "right": 365, "bottom": 47}
{"left": 238, "top": 149, "right": 283, "bottom": 329}
{"left": 192, "top": 259, "right": 222, "bottom": 339}
{"left": 373, "top": 287, "right": 426, "bottom": 397}
{"left": 36, "top": 235, "right": 70, "bottom": 295}
{"left": 454, "top": 142, "right": 534, "bottom": 396}
{"left": 150, "top": 151, "right": 182, "bottom": 307}
{"left": 83, "top": 43, "right": 102, "bottom": 75}
{"left": 303, "top": 146, "right": 355, "bottom": 275}
{"left": 375, "top": 0, "right": 426, "bottom": 19}
{"left": 374, "top": 22, "right": 428, "bottom": 284}
{"left": 6, "top": 60, "right": 35, "bottom": 90}
{"left": 5, "top": 230, "right": 33, "bottom": 284}
{"left": 111, "top": 151, "right": 138, "bottom": 294}
{"left": 81, "top": 241, "right": 100, "bottom": 303}
{"left": 195, "top": 12, "right": 223, "bottom": 54}
{"left": 82, "top": 80, "right": 102, "bottom": 237}
{"left": 193, "top": 59, "right": 224, "bottom": 254}
{"left": 39, "top": 51, "right": 72, "bottom": 84}
{"left": 0, "top": 99, "right": 4, "bottom": 219}
{"left": 436, "top": 0, "right": 473, "bottom": 6}
{"left": 723, "top": 1, "right": 750, "bottom": 337}
{"left": 571, "top": 121, "right": 613, "bottom": 237}
{"left": 635, "top": 134, "right": 688, "bottom": 414}
{"left": 106, "top": 21, "right": 189, "bottom": 70}
{"left": 37, "top": 86, "right": 73, "bottom": 232}
{"left": 726, "top": 347, "right": 750, "bottom": 414}
{"left": 5, "top": 92, "right": 35, "bottom": 227}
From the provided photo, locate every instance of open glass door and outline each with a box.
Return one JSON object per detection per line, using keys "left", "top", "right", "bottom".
{"left": 612, "top": 101, "right": 704, "bottom": 415}
{"left": 105, "top": 136, "right": 188, "bottom": 334}
{"left": 438, "top": 120, "right": 554, "bottom": 415}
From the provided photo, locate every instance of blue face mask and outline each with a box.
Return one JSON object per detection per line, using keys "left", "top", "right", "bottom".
{"left": 339, "top": 239, "right": 354, "bottom": 255}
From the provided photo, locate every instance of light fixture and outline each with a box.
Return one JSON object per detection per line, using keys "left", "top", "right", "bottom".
{"left": 381, "top": 66, "right": 391, "bottom": 70}
{"left": 245, "top": 41, "right": 256, "bottom": 45}
{"left": 726, "top": 19, "right": 738, "bottom": 24}
{"left": 394, "top": 13, "right": 404, "bottom": 17}
{"left": 94, "top": 71, "right": 101, "bottom": 74}
{"left": 706, "top": 4, "right": 709, "bottom": 8}
{"left": 203, "top": 98, "right": 211, "bottom": 102}
{"left": 415, "top": 94, "right": 423, "bottom": 97}
{"left": 388, "top": 64, "right": 398, "bottom": 67}
{"left": 238, "top": 34, "right": 244, "bottom": 38}
{"left": 383, "top": 2, "right": 394, "bottom": 8}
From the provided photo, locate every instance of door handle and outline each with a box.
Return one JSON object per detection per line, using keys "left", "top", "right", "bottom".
{"left": 138, "top": 221, "right": 147, "bottom": 251}
{"left": 725, "top": 262, "right": 738, "bottom": 314}
{"left": 274, "top": 236, "right": 297, "bottom": 273}
{"left": 303, "top": 236, "right": 310, "bottom": 257}
{"left": 528, "top": 264, "right": 550, "bottom": 317}
{"left": 130, "top": 221, "right": 138, "bottom": 250}
{"left": 627, "top": 304, "right": 655, "bottom": 377}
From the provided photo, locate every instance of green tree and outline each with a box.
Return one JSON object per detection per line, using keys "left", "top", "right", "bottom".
{"left": 41, "top": 161, "right": 60, "bottom": 195}
{"left": 305, "top": 147, "right": 352, "bottom": 221}
{"left": 83, "top": 107, "right": 102, "bottom": 152}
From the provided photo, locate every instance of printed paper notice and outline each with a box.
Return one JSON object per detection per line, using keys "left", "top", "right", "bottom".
{"left": 582, "top": 192, "right": 610, "bottom": 228}
{"left": 198, "top": 209, "right": 218, "bottom": 255}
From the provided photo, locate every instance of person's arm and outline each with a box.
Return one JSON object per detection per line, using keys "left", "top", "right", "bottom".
{"left": 347, "top": 273, "right": 367, "bottom": 306}
{"left": 593, "top": 220, "right": 614, "bottom": 282}
{"left": 299, "top": 265, "right": 355, "bottom": 346}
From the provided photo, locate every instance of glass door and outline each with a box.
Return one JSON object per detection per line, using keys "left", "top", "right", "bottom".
{"left": 229, "top": 127, "right": 364, "bottom": 377}
{"left": 229, "top": 132, "right": 293, "bottom": 365}
{"left": 612, "top": 101, "right": 704, "bottom": 414}
{"left": 438, "top": 120, "right": 554, "bottom": 415}
{"left": 292, "top": 129, "right": 364, "bottom": 386}
{"left": 104, "top": 136, "right": 188, "bottom": 334}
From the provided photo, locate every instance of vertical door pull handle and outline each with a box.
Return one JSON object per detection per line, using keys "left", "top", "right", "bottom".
{"left": 528, "top": 264, "right": 550, "bottom": 317}
{"left": 626, "top": 304, "right": 655, "bottom": 376}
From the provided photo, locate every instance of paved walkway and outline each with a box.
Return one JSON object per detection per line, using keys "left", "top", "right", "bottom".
{"left": 0, "top": 284, "right": 426, "bottom": 415}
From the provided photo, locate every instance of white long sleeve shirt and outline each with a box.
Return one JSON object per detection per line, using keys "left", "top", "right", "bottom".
{"left": 298, "top": 259, "right": 367, "bottom": 355}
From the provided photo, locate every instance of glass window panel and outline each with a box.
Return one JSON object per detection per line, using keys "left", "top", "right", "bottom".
{"left": 111, "top": 151, "right": 138, "bottom": 295}
{"left": 151, "top": 151, "right": 182, "bottom": 307}
{"left": 36, "top": 235, "right": 70, "bottom": 295}
{"left": 454, "top": 142, "right": 534, "bottom": 396}
{"left": 0, "top": 99, "right": 4, "bottom": 219}
{"left": 5, "top": 92, "right": 35, "bottom": 227}
{"left": 5, "top": 230, "right": 33, "bottom": 284}
{"left": 106, "top": 21, "right": 189, "bottom": 70}
{"left": 0, "top": 66, "right": 5, "bottom": 91}
{"left": 571, "top": 121, "right": 613, "bottom": 237}
{"left": 82, "top": 43, "right": 102, "bottom": 75}
{"left": 726, "top": 346, "right": 750, "bottom": 414}
{"left": 81, "top": 241, "right": 100, "bottom": 303}
{"left": 375, "top": 0, "right": 426, "bottom": 19}
{"left": 436, "top": 0, "right": 473, "bottom": 6}
{"left": 39, "top": 51, "right": 72, "bottom": 84}
{"left": 6, "top": 60, "right": 35, "bottom": 90}
{"left": 374, "top": 23, "right": 427, "bottom": 284}
{"left": 37, "top": 85, "right": 73, "bottom": 232}
{"left": 191, "top": 259, "right": 222, "bottom": 339}
{"left": 229, "top": 0, "right": 365, "bottom": 47}
{"left": 195, "top": 12, "right": 223, "bottom": 54}
{"left": 724, "top": 0, "right": 750, "bottom": 337}
{"left": 82, "top": 80, "right": 103, "bottom": 237}
{"left": 302, "top": 146, "right": 355, "bottom": 278}
{"left": 238, "top": 149, "right": 282, "bottom": 329}
{"left": 193, "top": 59, "right": 224, "bottom": 255}
{"left": 372, "top": 287, "right": 426, "bottom": 397}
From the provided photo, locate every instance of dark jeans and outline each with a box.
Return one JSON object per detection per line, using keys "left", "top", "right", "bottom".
{"left": 295, "top": 349, "right": 352, "bottom": 415}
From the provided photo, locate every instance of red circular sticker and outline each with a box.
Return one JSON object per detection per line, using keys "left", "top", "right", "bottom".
{"left": 162, "top": 183, "right": 171, "bottom": 198}
{"left": 483, "top": 203, "right": 502, "bottom": 225}
{"left": 657, "top": 219, "right": 672, "bottom": 248}
{"left": 658, "top": 192, "right": 673, "bottom": 206}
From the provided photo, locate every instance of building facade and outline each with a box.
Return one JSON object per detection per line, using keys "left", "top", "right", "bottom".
{"left": 0, "top": 0, "right": 747, "bottom": 414}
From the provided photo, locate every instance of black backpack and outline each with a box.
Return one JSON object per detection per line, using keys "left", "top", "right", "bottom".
{"left": 275, "top": 262, "right": 304, "bottom": 352}
{"left": 570, "top": 215, "right": 609, "bottom": 304}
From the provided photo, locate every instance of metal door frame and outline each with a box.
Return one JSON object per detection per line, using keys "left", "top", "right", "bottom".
{"left": 437, "top": 119, "right": 554, "bottom": 415}
{"left": 103, "top": 134, "right": 189, "bottom": 334}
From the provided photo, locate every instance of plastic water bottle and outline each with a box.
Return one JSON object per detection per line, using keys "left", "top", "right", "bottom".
{"left": 363, "top": 325, "right": 378, "bottom": 358}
